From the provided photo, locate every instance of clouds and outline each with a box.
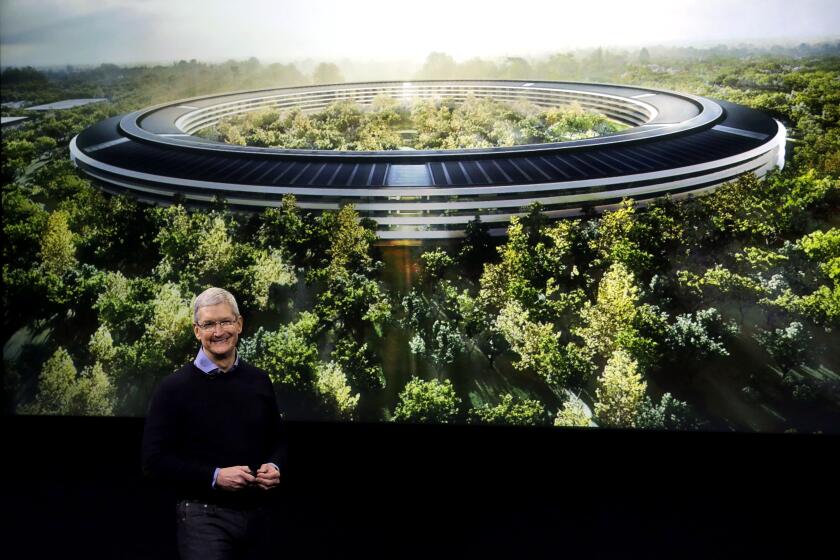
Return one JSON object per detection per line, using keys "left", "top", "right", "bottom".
{"left": 1, "top": 0, "right": 838, "bottom": 67}
{"left": 1, "top": 0, "right": 163, "bottom": 65}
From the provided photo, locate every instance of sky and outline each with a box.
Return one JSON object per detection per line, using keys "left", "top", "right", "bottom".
{"left": 1, "top": 0, "right": 839, "bottom": 68}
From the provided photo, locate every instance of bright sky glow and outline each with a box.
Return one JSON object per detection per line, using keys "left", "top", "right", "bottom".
{"left": 1, "top": 0, "right": 838, "bottom": 67}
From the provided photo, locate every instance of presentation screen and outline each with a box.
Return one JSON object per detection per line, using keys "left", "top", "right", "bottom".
{"left": 3, "top": 1, "right": 838, "bottom": 434}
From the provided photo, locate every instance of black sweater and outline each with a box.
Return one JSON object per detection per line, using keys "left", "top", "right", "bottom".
{"left": 141, "top": 360, "right": 288, "bottom": 509}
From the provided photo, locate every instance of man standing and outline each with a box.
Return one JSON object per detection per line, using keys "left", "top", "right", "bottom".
{"left": 142, "top": 287, "right": 287, "bottom": 559}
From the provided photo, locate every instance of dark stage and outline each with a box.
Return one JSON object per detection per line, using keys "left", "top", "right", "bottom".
{"left": 3, "top": 416, "right": 836, "bottom": 558}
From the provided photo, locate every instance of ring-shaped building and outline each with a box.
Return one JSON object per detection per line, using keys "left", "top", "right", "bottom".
{"left": 70, "top": 80, "right": 786, "bottom": 238}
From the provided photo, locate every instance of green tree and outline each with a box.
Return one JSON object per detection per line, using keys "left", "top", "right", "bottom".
{"left": 495, "top": 300, "right": 592, "bottom": 386}
{"left": 89, "top": 325, "right": 117, "bottom": 366}
{"left": 554, "top": 395, "right": 591, "bottom": 427}
{"left": 594, "top": 349, "right": 646, "bottom": 429}
{"left": 153, "top": 206, "right": 236, "bottom": 288}
{"left": 314, "top": 361, "right": 360, "bottom": 420}
{"left": 590, "top": 199, "right": 652, "bottom": 273}
{"left": 665, "top": 308, "right": 739, "bottom": 361}
{"left": 701, "top": 171, "right": 837, "bottom": 241}
{"left": 420, "top": 248, "right": 454, "bottom": 284}
{"left": 428, "top": 320, "right": 464, "bottom": 366}
{"left": 239, "top": 313, "right": 320, "bottom": 390}
{"left": 575, "top": 262, "right": 640, "bottom": 359}
{"left": 232, "top": 248, "right": 296, "bottom": 310}
{"left": 257, "top": 195, "right": 309, "bottom": 264}
{"left": 331, "top": 338, "right": 385, "bottom": 392}
{"left": 636, "top": 393, "right": 698, "bottom": 430}
{"left": 39, "top": 209, "right": 77, "bottom": 277}
{"left": 19, "top": 348, "right": 115, "bottom": 416}
{"left": 469, "top": 394, "right": 547, "bottom": 426}
{"left": 392, "top": 377, "right": 461, "bottom": 424}
{"left": 798, "top": 228, "right": 840, "bottom": 282}
{"left": 754, "top": 322, "right": 813, "bottom": 373}
{"left": 677, "top": 265, "right": 765, "bottom": 321}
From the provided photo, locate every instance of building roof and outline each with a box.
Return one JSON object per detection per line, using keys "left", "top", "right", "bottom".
{"left": 1, "top": 116, "right": 30, "bottom": 127}
{"left": 70, "top": 80, "right": 785, "bottom": 239}
{"left": 26, "top": 98, "right": 107, "bottom": 111}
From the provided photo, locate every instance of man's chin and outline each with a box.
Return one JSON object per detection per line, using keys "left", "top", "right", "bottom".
{"left": 206, "top": 343, "right": 234, "bottom": 358}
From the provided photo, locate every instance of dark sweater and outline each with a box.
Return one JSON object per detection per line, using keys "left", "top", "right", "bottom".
{"left": 141, "top": 360, "right": 288, "bottom": 509}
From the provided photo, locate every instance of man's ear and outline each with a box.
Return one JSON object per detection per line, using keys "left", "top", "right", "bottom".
{"left": 193, "top": 324, "right": 202, "bottom": 340}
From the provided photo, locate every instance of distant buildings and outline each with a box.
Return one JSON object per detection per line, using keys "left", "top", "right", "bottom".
{"left": 1, "top": 116, "right": 30, "bottom": 130}
{"left": 25, "top": 98, "right": 107, "bottom": 111}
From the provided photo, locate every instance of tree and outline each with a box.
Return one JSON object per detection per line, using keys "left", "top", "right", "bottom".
{"left": 89, "top": 325, "right": 117, "bottom": 366}
{"left": 153, "top": 206, "right": 236, "bottom": 288}
{"left": 798, "top": 228, "right": 840, "bottom": 282}
{"left": 257, "top": 195, "right": 308, "bottom": 264}
{"left": 312, "top": 63, "right": 343, "bottom": 84}
{"left": 332, "top": 338, "right": 385, "bottom": 392}
{"left": 575, "top": 262, "right": 641, "bottom": 359}
{"left": 501, "top": 57, "right": 533, "bottom": 80}
{"left": 232, "top": 248, "right": 296, "bottom": 310}
{"left": 420, "top": 248, "right": 454, "bottom": 284}
{"left": 677, "top": 265, "right": 765, "bottom": 321}
{"left": 417, "top": 52, "right": 457, "bottom": 80}
{"left": 554, "top": 395, "right": 591, "bottom": 427}
{"left": 39, "top": 209, "right": 77, "bottom": 277}
{"left": 315, "top": 204, "right": 389, "bottom": 335}
{"left": 701, "top": 170, "right": 837, "bottom": 241}
{"left": 469, "top": 394, "right": 547, "bottom": 426}
{"left": 636, "top": 393, "right": 698, "bottom": 430}
{"left": 70, "top": 363, "right": 116, "bottom": 416}
{"left": 594, "top": 349, "right": 646, "bottom": 429}
{"left": 428, "top": 320, "right": 464, "bottom": 366}
{"left": 392, "top": 377, "right": 461, "bottom": 424}
{"left": 665, "top": 308, "right": 739, "bottom": 361}
{"left": 479, "top": 216, "right": 539, "bottom": 313}
{"left": 314, "top": 361, "right": 360, "bottom": 420}
{"left": 495, "top": 300, "right": 592, "bottom": 387}
{"left": 754, "top": 321, "right": 813, "bottom": 373}
{"left": 99, "top": 280, "right": 195, "bottom": 413}
{"left": 458, "top": 215, "right": 494, "bottom": 277}
{"left": 18, "top": 348, "right": 115, "bottom": 416}
{"left": 18, "top": 347, "right": 76, "bottom": 415}
{"left": 589, "top": 199, "right": 651, "bottom": 273}
{"left": 326, "top": 204, "right": 376, "bottom": 278}
{"left": 239, "top": 313, "right": 319, "bottom": 390}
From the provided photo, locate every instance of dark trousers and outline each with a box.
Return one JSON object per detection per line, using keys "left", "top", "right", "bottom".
{"left": 175, "top": 499, "right": 276, "bottom": 560}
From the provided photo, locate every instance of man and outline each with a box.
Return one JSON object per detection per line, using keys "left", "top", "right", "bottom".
{"left": 142, "top": 287, "right": 287, "bottom": 560}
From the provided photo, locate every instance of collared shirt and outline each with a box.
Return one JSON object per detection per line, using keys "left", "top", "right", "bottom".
{"left": 194, "top": 347, "right": 239, "bottom": 376}
{"left": 193, "top": 348, "right": 279, "bottom": 488}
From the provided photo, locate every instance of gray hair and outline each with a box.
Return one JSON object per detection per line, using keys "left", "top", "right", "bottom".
{"left": 193, "top": 287, "right": 240, "bottom": 323}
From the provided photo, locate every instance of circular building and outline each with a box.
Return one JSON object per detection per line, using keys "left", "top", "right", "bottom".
{"left": 70, "top": 80, "right": 785, "bottom": 239}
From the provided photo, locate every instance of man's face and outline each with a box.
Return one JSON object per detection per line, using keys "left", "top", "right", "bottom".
{"left": 193, "top": 303, "right": 243, "bottom": 360}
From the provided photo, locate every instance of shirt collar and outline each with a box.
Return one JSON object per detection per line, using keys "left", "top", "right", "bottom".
{"left": 194, "top": 347, "right": 239, "bottom": 376}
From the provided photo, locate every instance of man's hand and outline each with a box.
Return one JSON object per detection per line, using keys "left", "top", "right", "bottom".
{"left": 254, "top": 463, "right": 281, "bottom": 490}
{"left": 215, "top": 466, "right": 256, "bottom": 491}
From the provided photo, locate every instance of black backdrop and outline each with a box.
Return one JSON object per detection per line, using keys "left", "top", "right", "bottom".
{"left": 3, "top": 416, "right": 837, "bottom": 559}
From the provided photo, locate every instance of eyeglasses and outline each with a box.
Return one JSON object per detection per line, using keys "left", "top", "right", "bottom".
{"left": 195, "top": 319, "right": 239, "bottom": 331}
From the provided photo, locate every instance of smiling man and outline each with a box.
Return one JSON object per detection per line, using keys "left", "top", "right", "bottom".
{"left": 142, "top": 287, "right": 287, "bottom": 560}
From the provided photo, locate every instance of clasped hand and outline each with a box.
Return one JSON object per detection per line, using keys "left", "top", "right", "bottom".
{"left": 216, "top": 464, "right": 280, "bottom": 491}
